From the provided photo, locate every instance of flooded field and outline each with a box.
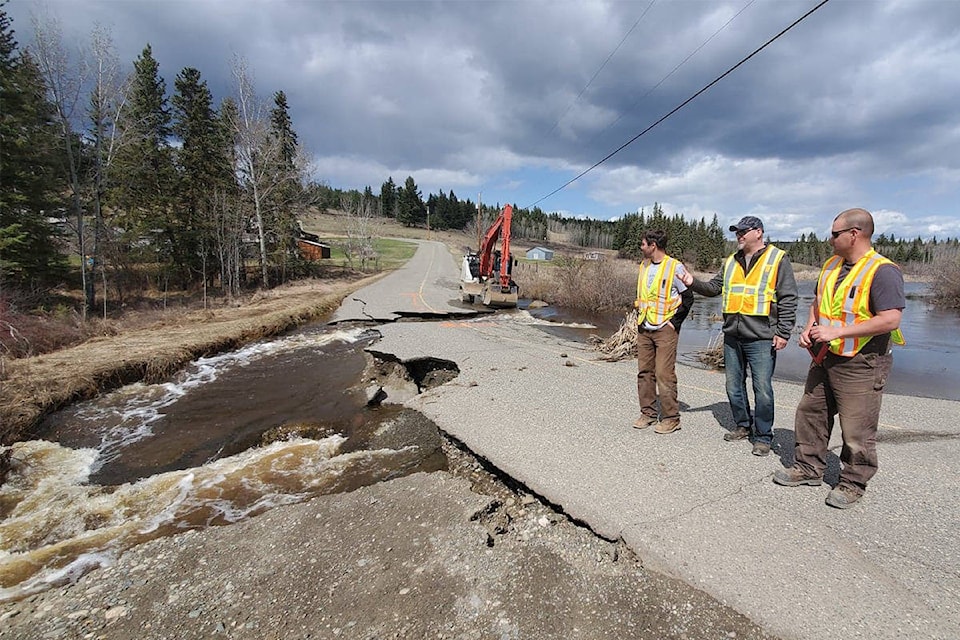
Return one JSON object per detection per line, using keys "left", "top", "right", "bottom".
{"left": 531, "top": 282, "right": 960, "bottom": 402}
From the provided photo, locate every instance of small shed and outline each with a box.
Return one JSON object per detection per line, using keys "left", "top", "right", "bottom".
{"left": 297, "top": 238, "right": 331, "bottom": 261}
{"left": 525, "top": 246, "right": 554, "bottom": 261}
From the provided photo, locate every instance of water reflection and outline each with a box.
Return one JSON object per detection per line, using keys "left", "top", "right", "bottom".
{"left": 526, "top": 282, "right": 960, "bottom": 402}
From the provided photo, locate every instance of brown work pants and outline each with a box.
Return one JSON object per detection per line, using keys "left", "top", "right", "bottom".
{"left": 636, "top": 325, "right": 680, "bottom": 421}
{"left": 793, "top": 350, "right": 892, "bottom": 494}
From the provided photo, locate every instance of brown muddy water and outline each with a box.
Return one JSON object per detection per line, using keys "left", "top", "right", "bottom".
{"left": 0, "top": 323, "right": 455, "bottom": 602}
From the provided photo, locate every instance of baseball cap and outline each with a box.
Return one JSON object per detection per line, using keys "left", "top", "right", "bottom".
{"left": 729, "top": 216, "right": 764, "bottom": 233}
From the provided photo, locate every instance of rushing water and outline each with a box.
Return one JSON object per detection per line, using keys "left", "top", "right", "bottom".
{"left": 0, "top": 324, "right": 445, "bottom": 602}
{"left": 0, "top": 311, "right": 597, "bottom": 603}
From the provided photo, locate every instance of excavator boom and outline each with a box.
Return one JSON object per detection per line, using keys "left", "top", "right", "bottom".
{"left": 459, "top": 204, "right": 519, "bottom": 307}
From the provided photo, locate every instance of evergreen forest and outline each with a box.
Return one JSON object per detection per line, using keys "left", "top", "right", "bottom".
{"left": 3, "top": 3, "right": 959, "bottom": 325}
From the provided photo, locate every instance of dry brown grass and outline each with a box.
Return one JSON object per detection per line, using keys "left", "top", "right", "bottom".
{"left": 0, "top": 276, "right": 379, "bottom": 445}
{"left": 518, "top": 257, "right": 636, "bottom": 312}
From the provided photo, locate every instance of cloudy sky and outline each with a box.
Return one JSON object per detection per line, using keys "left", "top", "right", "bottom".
{"left": 7, "top": 0, "right": 960, "bottom": 240}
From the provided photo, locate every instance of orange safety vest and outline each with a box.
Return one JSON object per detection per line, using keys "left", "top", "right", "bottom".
{"left": 722, "top": 245, "right": 785, "bottom": 315}
{"left": 636, "top": 256, "right": 681, "bottom": 325}
{"left": 816, "top": 249, "right": 906, "bottom": 356}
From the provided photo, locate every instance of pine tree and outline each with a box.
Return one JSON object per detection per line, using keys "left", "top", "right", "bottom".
{"left": 0, "top": 5, "right": 66, "bottom": 287}
{"left": 380, "top": 177, "right": 397, "bottom": 217}
{"left": 397, "top": 176, "right": 424, "bottom": 227}
{"left": 268, "top": 89, "right": 303, "bottom": 281}
{"left": 173, "top": 66, "right": 228, "bottom": 285}
{"left": 111, "top": 44, "right": 176, "bottom": 276}
{"left": 270, "top": 91, "right": 297, "bottom": 172}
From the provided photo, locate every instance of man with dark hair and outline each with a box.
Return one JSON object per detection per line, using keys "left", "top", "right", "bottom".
{"left": 679, "top": 216, "right": 798, "bottom": 456}
{"left": 774, "top": 208, "right": 905, "bottom": 509}
{"left": 633, "top": 229, "right": 694, "bottom": 434}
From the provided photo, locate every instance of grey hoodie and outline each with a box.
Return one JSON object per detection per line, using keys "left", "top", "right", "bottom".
{"left": 689, "top": 244, "right": 798, "bottom": 341}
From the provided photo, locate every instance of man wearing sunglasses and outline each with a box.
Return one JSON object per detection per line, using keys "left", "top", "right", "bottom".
{"left": 679, "top": 216, "right": 798, "bottom": 456}
{"left": 773, "top": 208, "right": 905, "bottom": 509}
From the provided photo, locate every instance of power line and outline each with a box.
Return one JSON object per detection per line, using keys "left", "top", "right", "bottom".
{"left": 592, "top": 0, "right": 757, "bottom": 145}
{"left": 545, "top": 0, "right": 658, "bottom": 138}
{"left": 528, "top": 0, "right": 832, "bottom": 210}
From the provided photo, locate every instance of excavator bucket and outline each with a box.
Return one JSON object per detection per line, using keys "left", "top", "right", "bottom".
{"left": 482, "top": 286, "right": 518, "bottom": 308}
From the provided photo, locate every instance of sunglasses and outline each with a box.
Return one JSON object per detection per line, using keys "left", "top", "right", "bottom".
{"left": 735, "top": 228, "right": 757, "bottom": 237}
{"left": 831, "top": 226, "right": 861, "bottom": 239}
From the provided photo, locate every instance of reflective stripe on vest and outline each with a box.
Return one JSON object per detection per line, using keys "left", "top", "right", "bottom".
{"left": 636, "top": 256, "right": 681, "bottom": 325}
{"left": 816, "top": 249, "right": 906, "bottom": 356}
{"left": 721, "top": 245, "right": 785, "bottom": 316}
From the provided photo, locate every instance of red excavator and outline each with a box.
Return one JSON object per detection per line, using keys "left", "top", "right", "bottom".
{"left": 459, "top": 204, "right": 519, "bottom": 307}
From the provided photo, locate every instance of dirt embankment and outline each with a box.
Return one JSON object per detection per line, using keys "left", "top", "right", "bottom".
{"left": 0, "top": 276, "right": 380, "bottom": 445}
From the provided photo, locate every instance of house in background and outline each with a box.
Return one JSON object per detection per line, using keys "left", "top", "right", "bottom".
{"left": 525, "top": 246, "right": 554, "bottom": 261}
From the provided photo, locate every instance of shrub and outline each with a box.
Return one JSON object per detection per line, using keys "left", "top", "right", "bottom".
{"left": 516, "top": 257, "right": 636, "bottom": 312}
{"left": 929, "top": 256, "right": 960, "bottom": 309}
{"left": 0, "top": 292, "right": 117, "bottom": 359}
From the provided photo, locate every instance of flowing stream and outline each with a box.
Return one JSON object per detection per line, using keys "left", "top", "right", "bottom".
{"left": 0, "top": 324, "right": 446, "bottom": 602}
{"left": 0, "top": 311, "right": 595, "bottom": 603}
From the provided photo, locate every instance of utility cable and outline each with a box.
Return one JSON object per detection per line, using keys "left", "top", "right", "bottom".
{"left": 546, "top": 0, "right": 657, "bottom": 137}
{"left": 528, "top": 0, "right": 832, "bottom": 209}
{"left": 592, "top": 0, "right": 757, "bottom": 144}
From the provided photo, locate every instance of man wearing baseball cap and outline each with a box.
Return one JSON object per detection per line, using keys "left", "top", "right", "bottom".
{"left": 679, "top": 216, "right": 798, "bottom": 456}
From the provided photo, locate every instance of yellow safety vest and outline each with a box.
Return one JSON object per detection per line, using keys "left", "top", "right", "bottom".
{"left": 636, "top": 256, "right": 681, "bottom": 325}
{"left": 722, "top": 245, "right": 785, "bottom": 315}
{"left": 816, "top": 249, "right": 906, "bottom": 357}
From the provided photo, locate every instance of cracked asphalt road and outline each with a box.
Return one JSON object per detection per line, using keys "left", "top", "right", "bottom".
{"left": 358, "top": 239, "right": 960, "bottom": 640}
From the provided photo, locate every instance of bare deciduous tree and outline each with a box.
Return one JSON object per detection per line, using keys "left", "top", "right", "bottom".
{"left": 29, "top": 9, "right": 89, "bottom": 312}
{"left": 212, "top": 186, "right": 244, "bottom": 299}
{"left": 87, "top": 24, "right": 128, "bottom": 317}
{"left": 230, "top": 56, "right": 279, "bottom": 288}
{"left": 340, "top": 195, "right": 381, "bottom": 271}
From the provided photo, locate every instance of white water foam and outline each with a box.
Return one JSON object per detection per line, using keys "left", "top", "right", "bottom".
{"left": 499, "top": 310, "right": 597, "bottom": 329}
{"left": 0, "top": 434, "right": 416, "bottom": 602}
{"left": 62, "top": 327, "right": 371, "bottom": 470}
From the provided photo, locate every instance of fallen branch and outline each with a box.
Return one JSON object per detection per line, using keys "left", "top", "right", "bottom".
{"left": 589, "top": 310, "right": 637, "bottom": 362}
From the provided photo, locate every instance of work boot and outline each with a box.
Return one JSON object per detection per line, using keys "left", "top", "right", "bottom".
{"left": 772, "top": 467, "right": 822, "bottom": 487}
{"left": 633, "top": 416, "right": 655, "bottom": 429}
{"left": 825, "top": 485, "right": 863, "bottom": 509}
{"left": 654, "top": 418, "right": 680, "bottom": 434}
{"left": 723, "top": 426, "right": 750, "bottom": 442}
{"left": 751, "top": 442, "right": 771, "bottom": 457}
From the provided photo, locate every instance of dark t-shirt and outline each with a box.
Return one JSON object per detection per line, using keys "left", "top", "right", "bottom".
{"left": 836, "top": 261, "right": 905, "bottom": 354}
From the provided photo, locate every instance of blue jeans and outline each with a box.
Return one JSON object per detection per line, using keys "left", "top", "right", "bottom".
{"left": 723, "top": 335, "right": 777, "bottom": 444}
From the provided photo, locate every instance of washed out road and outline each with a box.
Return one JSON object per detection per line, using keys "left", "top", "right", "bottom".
{"left": 3, "top": 239, "right": 956, "bottom": 640}
{"left": 330, "top": 238, "right": 469, "bottom": 323}
{"left": 372, "top": 240, "right": 960, "bottom": 640}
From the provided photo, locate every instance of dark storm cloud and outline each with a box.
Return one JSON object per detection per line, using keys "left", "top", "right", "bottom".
{"left": 6, "top": 0, "right": 960, "bottom": 234}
